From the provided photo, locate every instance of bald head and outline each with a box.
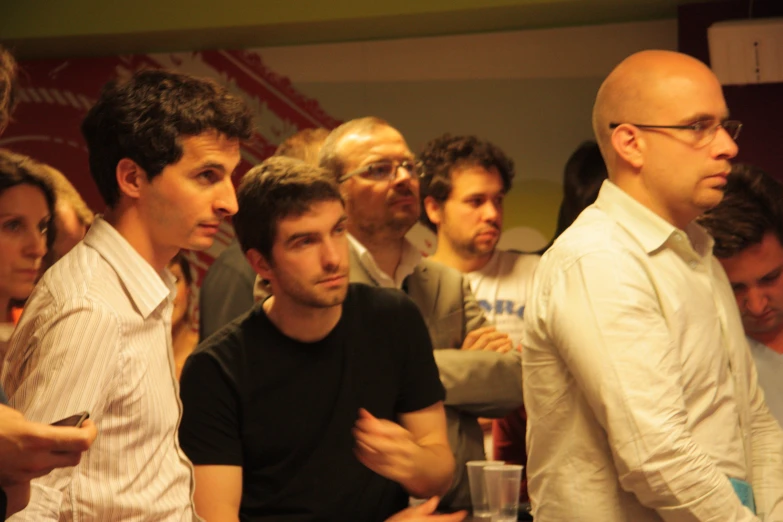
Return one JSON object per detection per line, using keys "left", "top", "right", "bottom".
{"left": 592, "top": 50, "right": 721, "bottom": 174}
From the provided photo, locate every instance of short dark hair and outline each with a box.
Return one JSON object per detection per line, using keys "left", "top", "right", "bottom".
{"left": 0, "top": 149, "right": 57, "bottom": 250}
{"left": 274, "top": 127, "right": 330, "bottom": 166}
{"left": 699, "top": 164, "right": 783, "bottom": 258}
{"left": 0, "top": 46, "right": 19, "bottom": 134}
{"left": 318, "top": 117, "right": 391, "bottom": 181}
{"left": 81, "top": 69, "right": 254, "bottom": 208}
{"left": 418, "top": 134, "right": 515, "bottom": 232}
{"left": 234, "top": 156, "right": 343, "bottom": 261}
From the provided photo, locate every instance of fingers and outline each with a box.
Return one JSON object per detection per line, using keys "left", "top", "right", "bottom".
{"left": 36, "top": 420, "right": 97, "bottom": 453}
{"left": 483, "top": 336, "right": 513, "bottom": 353}
{"left": 460, "top": 326, "right": 495, "bottom": 350}
{"left": 467, "top": 330, "right": 510, "bottom": 352}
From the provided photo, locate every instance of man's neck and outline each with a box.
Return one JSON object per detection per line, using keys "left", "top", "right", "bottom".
{"left": 350, "top": 226, "right": 405, "bottom": 280}
{"left": 752, "top": 329, "right": 783, "bottom": 355}
{"left": 263, "top": 295, "right": 342, "bottom": 343}
{"left": 104, "top": 207, "right": 176, "bottom": 273}
{"left": 431, "top": 240, "right": 493, "bottom": 274}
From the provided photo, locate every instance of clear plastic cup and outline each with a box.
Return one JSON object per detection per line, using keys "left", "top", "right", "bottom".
{"left": 466, "top": 460, "right": 504, "bottom": 519}
{"left": 483, "top": 464, "right": 523, "bottom": 522}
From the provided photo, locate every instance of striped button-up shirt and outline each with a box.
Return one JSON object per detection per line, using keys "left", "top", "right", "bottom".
{"left": 1, "top": 218, "right": 198, "bottom": 521}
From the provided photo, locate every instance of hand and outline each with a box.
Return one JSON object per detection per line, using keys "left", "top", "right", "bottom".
{"left": 0, "top": 404, "right": 97, "bottom": 487}
{"left": 460, "top": 326, "right": 513, "bottom": 353}
{"left": 353, "top": 408, "right": 419, "bottom": 484}
{"left": 385, "top": 497, "right": 467, "bottom": 521}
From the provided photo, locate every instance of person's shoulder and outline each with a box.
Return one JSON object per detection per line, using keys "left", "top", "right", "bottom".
{"left": 416, "top": 257, "right": 464, "bottom": 282}
{"left": 496, "top": 250, "right": 540, "bottom": 272}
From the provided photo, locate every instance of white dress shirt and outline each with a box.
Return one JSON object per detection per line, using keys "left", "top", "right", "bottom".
{"left": 522, "top": 181, "right": 783, "bottom": 522}
{"left": 347, "top": 233, "right": 421, "bottom": 289}
{"left": 1, "top": 218, "right": 198, "bottom": 521}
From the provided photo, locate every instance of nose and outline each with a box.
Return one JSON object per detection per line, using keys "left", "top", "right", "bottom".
{"left": 215, "top": 177, "right": 239, "bottom": 217}
{"left": 713, "top": 125, "right": 739, "bottom": 160}
{"left": 24, "top": 228, "right": 47, "bottom": 260}
{"left": 482, "top": 201, "right": 501, "bottom": 223}
{"left": 744, "top": 287, "right": 768, "bottom": 316}
{"left": 322, "top": 236, "right": 346, "bottom": 270}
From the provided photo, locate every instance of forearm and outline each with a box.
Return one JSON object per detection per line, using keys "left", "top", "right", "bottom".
{"left": 400, "top": 442, "right": 454, "bottom": 498}
{"left": 434, "top": 349, "right": 522, "bottom": 417}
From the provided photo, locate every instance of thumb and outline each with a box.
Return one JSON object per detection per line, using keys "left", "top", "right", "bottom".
{"left": 409, "top": 497, "right": 440, "bottom": 515}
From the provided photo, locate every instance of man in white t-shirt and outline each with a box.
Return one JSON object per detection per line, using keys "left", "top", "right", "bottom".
{"left": 700, "top": 164, "right": 783, "bottom": 426}
{"left": 419, "top": 134, "right": 538, "bottom": 502}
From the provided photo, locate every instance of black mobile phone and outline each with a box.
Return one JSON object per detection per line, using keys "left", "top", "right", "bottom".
{"left": 51, "top": 411, "right": 90, "bottom": 428}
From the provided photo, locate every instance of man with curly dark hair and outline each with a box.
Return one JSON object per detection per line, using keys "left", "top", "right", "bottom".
{"left": 419, "top": 134, "right": 538, "bottom": 505}
{"left": 2, "top": 69, "right": 253, "bottom": 521}
{"left": 699, "top": 164, "right": 783, "bottom": 426}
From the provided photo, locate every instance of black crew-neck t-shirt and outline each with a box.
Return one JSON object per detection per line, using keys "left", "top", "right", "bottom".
{"left": 179, "top": 283, "right": 445, "bottom": 522}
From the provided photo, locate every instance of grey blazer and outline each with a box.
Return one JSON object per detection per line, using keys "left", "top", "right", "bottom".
{"left": 349, "top": 246, "right": 523, "bottom": 510}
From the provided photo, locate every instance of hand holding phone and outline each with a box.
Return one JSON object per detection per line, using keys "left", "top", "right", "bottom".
{"left": 50, "top": 411, "right": 90, "bottom": 428}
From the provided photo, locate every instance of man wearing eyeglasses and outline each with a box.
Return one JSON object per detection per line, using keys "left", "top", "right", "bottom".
{"left": 318, "top": 118, "right": 524, "bottom": 511}
{"left": 522, "top": 50, "right": 783, "bottom": 521}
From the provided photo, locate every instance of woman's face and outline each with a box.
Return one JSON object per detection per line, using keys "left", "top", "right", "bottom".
{"left": 0, "top": 184, "right": 50, "bottom": 305}
{"left": 169, "top": 260, "right": 191, "bottom": 327}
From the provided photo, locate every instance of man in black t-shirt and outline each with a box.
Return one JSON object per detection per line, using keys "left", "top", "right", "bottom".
{"left": 179, "top": 156, "right": 456, "bottom": 522}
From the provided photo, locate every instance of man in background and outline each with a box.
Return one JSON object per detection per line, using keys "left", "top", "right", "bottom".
{"left": 419, "top": 133, "right": 538, "bottom": 503}
{"left": 318, "top": 117, "right": 523, "bottom": 510}
{"left": 699, "top": 164, "right": 783, "bottom": 426}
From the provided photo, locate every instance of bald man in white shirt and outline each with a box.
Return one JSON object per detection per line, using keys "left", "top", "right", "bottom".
{"left": 523, "top": 50, "right": 783, "bottom": 521}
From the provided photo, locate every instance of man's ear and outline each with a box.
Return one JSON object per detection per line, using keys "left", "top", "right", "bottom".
{"left": 611, "top": 124, "right": 644, "bottom": 170}
{"left": 116, "top": 158, "right": 145, "bottom": 200}
{"left": 246, "top": 248, "right": 274, "bottom": 282}
{"left": 423, "top": 196, "right": 443, "bottom": 228}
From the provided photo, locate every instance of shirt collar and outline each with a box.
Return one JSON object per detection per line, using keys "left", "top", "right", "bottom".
{"left": 594, "top": 180, "right": 714, "bottom": 261}
{"left": 347, "top": 233, "right": 422, "bottom": 288}
{"left": 84, "top": 217, "right": 176, "bottom": 318}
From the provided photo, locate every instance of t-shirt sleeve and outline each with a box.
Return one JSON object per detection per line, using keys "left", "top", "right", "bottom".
{"left": 179, "top": 349, "right": 243, "bottom": 466}
{"left": 395, "top": 297, "right": 446, "bottom": 414}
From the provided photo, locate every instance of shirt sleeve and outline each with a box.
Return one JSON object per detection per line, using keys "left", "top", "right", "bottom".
{"left": 1, "top": 297, "right": 120, "bottom": 522}
{"left": 395, "top": 298, "right": 446, "bottom": 414}
{"left": 543, "top": 249, "right": 757, "bottom": 521}
{"left": 179, "top": 350, "right": 242, "bottom": 466}
{"left": 743, "top": 339, "right": 783, "bottom": 519}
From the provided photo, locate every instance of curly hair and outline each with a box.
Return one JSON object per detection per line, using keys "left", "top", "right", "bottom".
{"left": 81, "top": 69, "right": 254, "bottom": 208}
{"left": 699, "top": 164, "right": 783, "bottom": 259}
{"left": 234, "top": 156, "right": 343, "bottom": 261}
{"left": 418, "top": 134, "right": 515, "bottom": 232}
{"left": 0, "top": 46, "right": 19, "bottom": 135}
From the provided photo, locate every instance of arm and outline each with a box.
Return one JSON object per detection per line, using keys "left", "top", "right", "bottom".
{"left": 432, "top": 276, "right": 523, "bottom": 417}
{"left": 742, "top": 340, "right": 783, "bottom": 518}
{"left": 193, "top": 465, "right": 242, "bottom": 522}
{"left": 180, "top": 351, "right": 244, "bottom": 520}
{"left": 543, "top": 250, "right": 758, "bottom": 520}
{"left": 1, "top": 300, "right": 116, "bottom": 521}
{"left": 434, "top": 350, "right": 522, "bottom": 417}
{"left": 353, "top": 403, "right": 453, "bottom": 498}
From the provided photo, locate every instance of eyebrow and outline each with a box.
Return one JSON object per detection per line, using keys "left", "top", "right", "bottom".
{"left": 192, "top": 161, "right": 230, "bottom": 174}
{"left": 679, "top": 112, "right": 730, "bottom": 124}
{"left": 284, "top": 215, "right": 348, "bottom": 246}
